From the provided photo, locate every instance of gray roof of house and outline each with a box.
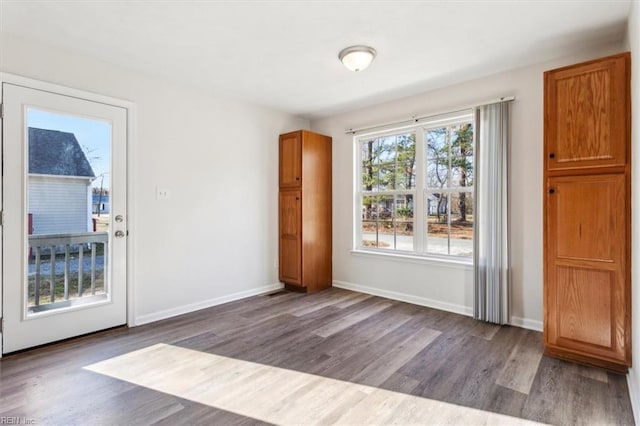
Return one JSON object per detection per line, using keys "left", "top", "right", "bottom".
{"left": 29, "top": 127, "right": 95, "bottom": 178}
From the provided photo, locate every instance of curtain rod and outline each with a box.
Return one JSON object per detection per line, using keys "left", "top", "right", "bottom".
{"left": 345, "top": 96, "right": 515, "bottom": 135}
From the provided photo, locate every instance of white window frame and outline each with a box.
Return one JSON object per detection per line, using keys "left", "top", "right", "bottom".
{"left": 354, "top": 109, "right": 474, "bottom": 262}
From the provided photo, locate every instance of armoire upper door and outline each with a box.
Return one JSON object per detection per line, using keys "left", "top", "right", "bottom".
{"left": 279, "top": 132, "right": 302, "bottom": 188}
{"left": 544, "top": 53, "right": 629, "bottom": 171}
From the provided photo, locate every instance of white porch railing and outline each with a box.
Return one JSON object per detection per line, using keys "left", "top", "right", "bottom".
{"left": 28, "top": 232, "right": 108, "bottom": 310}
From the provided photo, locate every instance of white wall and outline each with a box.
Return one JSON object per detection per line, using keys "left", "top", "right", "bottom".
{"left": 624, "top": 1, "right": 639, "bottom": 420}
{"left": 0, "top": 33, "right": 309, "bottom": 324}
{"left": 0, "top": 28, "right": 630, "bottom": 337}
{"left": 311, "top": 41, "right": 624, "bottom": 329}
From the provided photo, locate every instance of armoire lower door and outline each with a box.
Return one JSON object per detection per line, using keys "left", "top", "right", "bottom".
{"left": 545, "top": 173, "right": 629, "bottom": 368}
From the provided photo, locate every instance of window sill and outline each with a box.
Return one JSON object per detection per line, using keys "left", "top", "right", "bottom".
{"left": 350, "top": 249, "right": 473, "bottom": 270}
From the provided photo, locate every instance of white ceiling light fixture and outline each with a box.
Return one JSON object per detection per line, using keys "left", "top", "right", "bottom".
{"left": 339, "top": 45, "right": 377, "bottom": 72}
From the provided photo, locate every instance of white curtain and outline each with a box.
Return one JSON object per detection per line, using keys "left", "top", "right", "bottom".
{"left": 474, "top": 101, "right": 511, "bottom": 324}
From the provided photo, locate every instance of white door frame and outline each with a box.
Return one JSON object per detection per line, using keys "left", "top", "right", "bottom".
{"left": 0, "top": 73, "right": 137, "bottom": 356}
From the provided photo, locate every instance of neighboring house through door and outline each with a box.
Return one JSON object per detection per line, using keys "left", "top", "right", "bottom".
{"left": 28, "top": 127, "right": 95, "bottom": 235}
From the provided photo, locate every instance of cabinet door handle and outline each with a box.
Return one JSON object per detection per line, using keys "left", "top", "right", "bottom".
{"left": 549, "top": 188, "right": 555, "bottom": 194}
{"left": 549, "top": 153, "right": 555, "bottom": 159}
{"left": 295, "top": 177, "right": 300, "bottom": 181}
{"left": 296, "top": 197, "right": 300, "bottom": 200}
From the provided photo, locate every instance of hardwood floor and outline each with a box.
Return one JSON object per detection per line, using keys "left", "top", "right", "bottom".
{"left": 85, "top": 343, "right": 543, "bottom": 425}
{"left": 0, "top": 288, "right": 634, "bottom": 425}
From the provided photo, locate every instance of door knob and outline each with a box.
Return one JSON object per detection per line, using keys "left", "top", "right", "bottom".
{"left": 115, "top": 230, "right": 125, "bottom": 238}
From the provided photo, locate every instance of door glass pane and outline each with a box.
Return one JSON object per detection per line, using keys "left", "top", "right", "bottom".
{"left": 26, "top": 108, "right": 111, "bottom": 316}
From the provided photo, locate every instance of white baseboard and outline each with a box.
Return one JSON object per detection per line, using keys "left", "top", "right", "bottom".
{"left": 510, "top": 316, "right": 543, "bottom": 332}
{"left": 333, "top": 280, "right": 543, "bottom": 332}
{"left": 134, "top": 283, "right": 284, "bottom": 326}
{"left": 133, "top": 279, "right": 542, "bottom": 333}
{"left": 333, "top": 280, "right": 473, "bottom": 317}
{"left": 628, "top": 368, "right": 639, "bottom": 425}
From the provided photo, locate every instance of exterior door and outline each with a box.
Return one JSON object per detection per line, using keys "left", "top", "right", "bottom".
{"left": 1, "top": 82, "right": 128, "bottom": 353}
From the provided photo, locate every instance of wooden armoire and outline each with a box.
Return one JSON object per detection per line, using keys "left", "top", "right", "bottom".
{"left": 278, "top": 130, "right": 332, "bottom": 293}
{"left": 543, "top": 52, "right": 631, "bottom": 373}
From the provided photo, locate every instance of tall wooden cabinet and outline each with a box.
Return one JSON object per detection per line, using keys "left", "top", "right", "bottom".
{"left": 543, "top": 52, "right": 631, "bottom": 373}
{"left": 279, "top": 130, "right": 332, "bottom": 293}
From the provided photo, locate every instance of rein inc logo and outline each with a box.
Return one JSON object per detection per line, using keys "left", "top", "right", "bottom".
{"left": 0, "top": 418, "right": 35, "bottom": 425}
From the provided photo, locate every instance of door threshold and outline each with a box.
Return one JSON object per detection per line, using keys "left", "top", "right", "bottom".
{"left": 2, "top": 324, "right": 127, "bottom": 358}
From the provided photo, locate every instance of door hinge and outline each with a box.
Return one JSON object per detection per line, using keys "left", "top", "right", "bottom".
{"left": 0, "top": 210, "right": 3, "bottom": 226}
{"left": 0, "top": 103, "right": 3, "bottom": 119}
{"left": 0, "top": 318, "right": 3, "bottom": 334}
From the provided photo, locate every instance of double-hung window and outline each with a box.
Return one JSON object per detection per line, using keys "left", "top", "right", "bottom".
{"left": 359, "top": 132, "right": 417, "bottom": 251}
{"left": 355, "top": 110, "right": 474, "bottom": 260}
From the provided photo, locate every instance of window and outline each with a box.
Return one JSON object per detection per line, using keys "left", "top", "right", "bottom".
{"left": 360, "top": 132, "right": 416, "bottom": 251}
{"left": 356, "top": 111, "right": 474, "bottom": 260}
{"left": 424, "top": 121, "right": 474, "bottom": 257}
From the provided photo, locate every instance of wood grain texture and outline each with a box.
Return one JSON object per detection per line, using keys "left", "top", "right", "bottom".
{"left": 545, "top": 52, "right": 629, "bottom": 171}
{"left": 278, "top": 190, "right": 302, "bottom": 285}
{"left": 0, "top": 288, "right": 633, "bottom": 425}
{"left": 468, "top": 320, "right": 501, "bottom": 341}
{"left": 556, "top": 68, "right": 612, "bottom": 162}
{"left": 312, "top": 300, "right": 392, "bottom": 338}
{"left": 495, "top": 330, "right": 544, "bottom": 394}
{"left": 576, "top": 363, "right": 609, "bottom": 383}
{"left": 300, "top": 130, "right": 332, "bottom": 293}
{"left": 543, "top": 52, "right": 631, "bottom": 372}
{"left": 290, "top": 291, "right": 371, "bottom": 317}
{"left": 545, "top": 176, "right": 627, "bottom": 362}
{"left": 278, "top": 130, "right": 332, "bottom": 292}
{"left": 279, "top": 131, "right": 301, "bottom": 188}
{"left": 553, "top": 176, "right": 622, "bottom": 262}
{"left": 87, "top": 343, "right": 544, "bottom": 426}
{"left": 556, "top": 266, "right": 612, "bottom": 347}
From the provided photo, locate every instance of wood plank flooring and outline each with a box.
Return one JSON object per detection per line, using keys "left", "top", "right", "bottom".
{"left": 0, "top": 288, "right": 634, "bottom": 425}
{"left": 86, "top": 343, "right": 542, "bottom": 425}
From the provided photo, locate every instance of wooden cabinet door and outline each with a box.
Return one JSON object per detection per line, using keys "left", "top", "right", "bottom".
{"left": 545, "top": 174, "right": 628, "bottom": 363}
{"left": 279, "top": 190, "right": 302, "bottom": 285}
{"left": 279, "top": 132, "right": 302, "bottom": 188}
{"left": 544, "top": 53, "right": 629, "bottom": 171}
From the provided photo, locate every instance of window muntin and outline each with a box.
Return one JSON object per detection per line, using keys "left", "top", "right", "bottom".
{"left": 356, "top": 112, "right": 474, "bottom": 260}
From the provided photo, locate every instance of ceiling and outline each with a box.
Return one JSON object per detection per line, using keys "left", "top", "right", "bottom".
{"left": 0, "top": 1, "right": 632, "bottom": 119}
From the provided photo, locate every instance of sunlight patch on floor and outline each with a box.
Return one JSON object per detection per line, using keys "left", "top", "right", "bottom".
{"left": 84, "top": 343, "right": 545, "bottom": 425}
